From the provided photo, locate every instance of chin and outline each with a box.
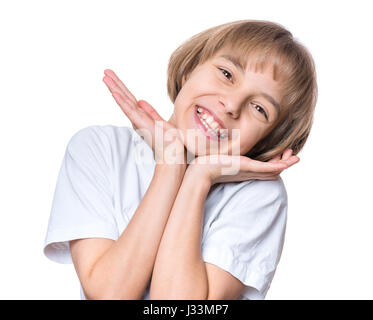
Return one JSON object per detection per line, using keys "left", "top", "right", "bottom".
{"left": 183, "top": 138, "right": 229, "bottom": 160}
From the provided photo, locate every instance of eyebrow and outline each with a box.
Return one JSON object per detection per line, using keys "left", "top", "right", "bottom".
{"left": 219, "top": 54, "right": 280, "bottom": 116}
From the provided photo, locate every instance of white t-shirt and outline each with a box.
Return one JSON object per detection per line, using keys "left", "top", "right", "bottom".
{"left": 43, "top": 125, "right": 288, "bottom": 300}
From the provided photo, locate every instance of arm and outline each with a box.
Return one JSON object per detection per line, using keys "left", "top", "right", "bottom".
{"left": 71, "top": 68, "right": 189, "bottom": 299}
{"left": 149, "top": 166, "right": 246, "bottom": 300}
{"left": 149, "top": 167, "right": 210, "bottom": 299}
{"left": 70, "top": 163, "right": 186, "bottom": 300}
{"left": 149, "top": 148, "right": 299, "bottom": 300}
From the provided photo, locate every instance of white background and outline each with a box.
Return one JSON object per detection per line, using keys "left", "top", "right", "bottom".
{"left": 1, "top": 0, "right": 372, "bottom": 299}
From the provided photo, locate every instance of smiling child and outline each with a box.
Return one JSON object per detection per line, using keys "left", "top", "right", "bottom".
{"left": 43, "top": 19, "right": 317, "bottom": 300}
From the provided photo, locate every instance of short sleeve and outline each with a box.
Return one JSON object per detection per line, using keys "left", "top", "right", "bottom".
{"left": 43, "top": 126, "right": 119, "bottom": 264}
{"left": 201, "top": 178, "right": 288, "bottom": 300}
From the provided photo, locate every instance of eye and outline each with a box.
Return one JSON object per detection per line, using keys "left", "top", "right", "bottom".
{"left": 252, "top": 103, "right": 268, "bottom": 120}
{"left": 218, "top": 68, "right": 233, "bottom": 82}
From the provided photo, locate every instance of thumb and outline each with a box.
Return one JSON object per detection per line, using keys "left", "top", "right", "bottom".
{"left": 138, "top": 100, "right": 163, "bottom": 121}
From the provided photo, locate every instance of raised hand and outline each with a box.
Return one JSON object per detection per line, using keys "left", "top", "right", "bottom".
{"left": 103, "top": 69, "right": 186, "bottom": 165}
{"left": 187, "top": 150, "right": 300, "bottom": 185}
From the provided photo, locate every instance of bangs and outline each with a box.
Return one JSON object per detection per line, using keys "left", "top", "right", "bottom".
{"left": 199, "top": 24, "right": 293, "bottom": 85}
{"left": 235, "top": 46, "right": 290, "bottom": 83}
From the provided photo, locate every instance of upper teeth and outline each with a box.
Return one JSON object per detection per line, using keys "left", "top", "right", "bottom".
{"left": 197, "top": 107, "right": 227, "bottom": 138}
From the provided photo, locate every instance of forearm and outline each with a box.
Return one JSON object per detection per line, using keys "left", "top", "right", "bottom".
{"left": 87, "top": 164, "right": 186, "bottom": 299}
{"left": 150, "top": 168, "right": 212, "bottom": 299}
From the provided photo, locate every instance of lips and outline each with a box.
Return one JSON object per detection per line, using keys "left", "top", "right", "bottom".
{"left": 193, "top": 105, "right": 229, "bottom": 141}
{"left": 196, "top": 105, "right": 226, "bottom": 130}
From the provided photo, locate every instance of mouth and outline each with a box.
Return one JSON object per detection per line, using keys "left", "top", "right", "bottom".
{"left": 194, "top": 105, "right": 228, "bottom": 140}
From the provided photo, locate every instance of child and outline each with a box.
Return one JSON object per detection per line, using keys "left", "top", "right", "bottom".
{"left": 43, "top": 19, "right": 317, "bottom": 300}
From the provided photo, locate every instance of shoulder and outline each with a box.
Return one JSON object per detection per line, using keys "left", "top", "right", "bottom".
{"left": 202, "top": 178, "right": 289, "bottom": 300}
{"left": 67, "top": 125, "right": 133, "bottom": 149}
{"left": 222, "top": 177, "right": 288, "bottom": 210}
{"left": 66, "top": 125, "right": 137, "bottom": 159}
{"left": 252, "top": 177, "right": 288, "bottom": 204}
{"left": 63, "top": 125, "right": 136, "bottom": 174}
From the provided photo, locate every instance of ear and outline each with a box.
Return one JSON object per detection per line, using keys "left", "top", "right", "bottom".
{"left": 181, "top": 75, "right": 186, "bottom": 87}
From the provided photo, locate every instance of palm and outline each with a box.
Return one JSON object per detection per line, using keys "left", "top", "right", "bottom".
{"left": 102, "top": 69, "right": 186, "bottom": 164}
{"left": 190, "top": 151, "right": 299, "bottom": 185}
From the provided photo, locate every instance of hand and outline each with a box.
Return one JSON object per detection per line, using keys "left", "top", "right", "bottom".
{"left": 187, "top": 149, "right": 300, "bottom": 185}
{"left": 103, "top": 69, "right": 186, "bottom": 165}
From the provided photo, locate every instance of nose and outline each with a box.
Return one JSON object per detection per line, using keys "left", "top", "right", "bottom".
{"left": 219, "top": 97, "right": 241, "bottom": 119}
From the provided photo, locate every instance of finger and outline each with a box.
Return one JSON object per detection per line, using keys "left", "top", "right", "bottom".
{"left": 104, "top": 69, "right": 137, "bottom": 104}
{"left": 103, "top": 75, "right": 126, "bottom": 98}
{"left": 281, "top": 149, "right": 293, "bottom": 161}
{"left": 284, "top": 155, "right": 300, "bottom": 166}
{"left": 268, "top": 154, "right": 281, "bottom": 163}
{"left": 242, "top": 157, "right": 288, "bottom": 173}
{"left": 112, "top": 92, "right": 153, "bottom": 131}
{"left": 107, "top": 82, "right": 138, "bottom": 112}
{"left": 102, "top": 76, "right": 136, "bottom": 103}
{"left": 137, "top": 100, "right": 164, "bottom": 121}
{"left": 111, "top": 92, "right": 136, "bottom": 119}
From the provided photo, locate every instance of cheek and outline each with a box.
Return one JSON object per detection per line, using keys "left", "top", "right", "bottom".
{"left": 175, "top": 71, "right": 220, "bottom": 106}
{"left": 236, "top": 126, "right": 264, "bottom": 153}
{"left": 173, "top": 91, "right": 190, "bottom": 123}
{"left": 189, "top": 72, "right": 220, "bottom": 92}
{"left": 173, "top": 83, "right": 195, "bottom": 112}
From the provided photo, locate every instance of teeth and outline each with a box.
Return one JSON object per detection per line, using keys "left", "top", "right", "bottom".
{"left": 196, "top": 106, "right": 228, "bottom": 138}
{"left": 198, "top": 115, "right": 220, "bottom": 137}
{"left": 200, "top": 118, "right": 217, "bottom": 136}
{"left": 219, "top": 129, "right": 228, "bottom": 139}
{"left": 210, "top": 121, "right": 219, "bottom": 129}
{"left": 205, "top": 116, "right": 214, "bottom": 124}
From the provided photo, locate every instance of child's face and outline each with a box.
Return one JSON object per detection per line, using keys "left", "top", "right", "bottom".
{"left": 168, "top": 47, "right": 282, "bottom": 157}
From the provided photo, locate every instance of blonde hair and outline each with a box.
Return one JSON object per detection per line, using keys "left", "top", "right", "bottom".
{"left": 167, "top": 19, "right": 318, "bottom": 161}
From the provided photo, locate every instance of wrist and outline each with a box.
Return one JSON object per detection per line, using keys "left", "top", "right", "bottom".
{"left": 184, "top": 165, "right": 212, "bottom": 189}
{"left": 154, "top": 163, "right": 187, "bottom": 179}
